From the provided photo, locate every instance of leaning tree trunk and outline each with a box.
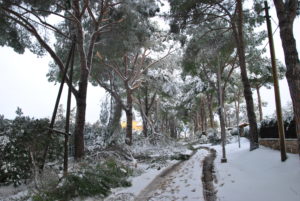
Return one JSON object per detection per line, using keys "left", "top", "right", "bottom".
{"left": 234, "top": 0, "right": 259, "bottom": 151}
{"left": 273, "top": 0, "right": 300, "bottom": 156}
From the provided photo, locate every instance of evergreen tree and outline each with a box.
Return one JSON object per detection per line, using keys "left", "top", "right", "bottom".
{"left": 169, "top": 0, "right": 265, "bottom": 150}
{"left": 0, "top": 0, "right": 123, "bottom": 160}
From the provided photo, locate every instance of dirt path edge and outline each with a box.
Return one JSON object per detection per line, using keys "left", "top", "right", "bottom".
{"left": 202, "top": 148, "right": 217, "bottom": 201}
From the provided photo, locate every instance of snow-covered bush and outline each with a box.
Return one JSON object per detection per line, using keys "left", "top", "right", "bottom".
{"left": 206, "top": 129, "right": 221, "bottom": 144}
{"left": 84, "top": 122, "right": 107, "bottom": 153}
{"left": 259, "top": 115, "right": 296, "bottom": 138}
{"left": 199, "top": 134, "right": 208, "bottom": 144}
{"left": 205, "top": 128, "right": 233, "bottom": 144}
{"left": 32, "top": 159, "right": 132, "bottom": 201}
{"left": 0, "top": 112, "right": 63, "bottom": 186}
{"left": 194, "top": 130, "right": 203, "bottom": 138}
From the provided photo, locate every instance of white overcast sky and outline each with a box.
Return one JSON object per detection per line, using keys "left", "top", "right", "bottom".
{"left": 0, "top": 3, "right": 299, "bottom": 123}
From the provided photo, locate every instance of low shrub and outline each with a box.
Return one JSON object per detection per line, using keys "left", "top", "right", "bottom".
{"left": 32, "top": 159, "right": 132, "bottom": 201}
{"left": 0, "top": 112, "right": 63, "bottom": 186}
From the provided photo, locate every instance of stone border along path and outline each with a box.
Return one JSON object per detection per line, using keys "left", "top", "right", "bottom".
{"left": 134, "top": 147, "right": 216, "bottom": 201}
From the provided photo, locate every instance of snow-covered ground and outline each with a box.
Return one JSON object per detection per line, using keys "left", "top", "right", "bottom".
{"left": 213, "top": 138, "right": 300, "bottom": 201}
{"left": 105, "top": 146, "right": 209, "bottom": 201}
{"left": 104, "top": 162, "right": 178, "bottom": 201}
{"left": 106, "top": 137, "right": 300, "bottom": 201}
{"left": 1, "top": 137, "right": 300, "bottom": 201}
{"left": 136, "top": 149, "right": 208, "bottom": 201}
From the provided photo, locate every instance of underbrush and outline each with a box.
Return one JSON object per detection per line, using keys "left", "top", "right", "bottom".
{"left": 32, "top": 159, "right": 132, "bottom": 201}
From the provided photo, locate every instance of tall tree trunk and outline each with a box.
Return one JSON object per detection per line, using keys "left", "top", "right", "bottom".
{"left": 138, "top": 85, "right": 157, "bottom": 138}
{"left": 142, "top": 86, "right": 149, "bottom": 137}
{"left": 234, "top": 0, "right": 259, "bottom": 151}
{"left": 224, "top": 105, "right": 228, "bottom": 128}
{"left": 193, "top": 113, "right": 198, "bottom": 133}
{"left": 74, "top": 77, "right": 88, "bottom": 160}
{"left": 125, "top": 88, "right": 133, "bottom": 145}
{"left": 273, "top": 0, "right": 300, "bottom": 157}
{"left": 142, "top": 112, "right": 148, "bottom": 137}
{"left": 73, "top": 0, "right": 89, "bottom": 160}
{"left": 234, "top": 97, "right": 241, "bottom": 148}
{"left": 206, "top": 93, "right": 214, "bottom": 128}
{"left": 227, "top": 113, "right": 231, "bottom": 128}
{"left": 234, "top": 88, "right": 241, "bottom": 126}
{"left": 106, "top": 100, "right": 122, "bottom": 142}
{"left": 256, "top": 86, "right": 263, "bottom": 122}
{"left": 203, "top": 100, "right": 208, "bottom": 131}
{"left": 200, "top": 101, "right": 205, "bottom": 132}
{"left": 169, "top": 116, "right": 177, "bottom": 139}
{"left": 217, "top": 60, "right": 227, "bottom": 163}
{"left": 125, "top": 109, "right": 133, "bottom": 145}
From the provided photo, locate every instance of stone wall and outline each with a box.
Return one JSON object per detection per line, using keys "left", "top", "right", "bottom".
{"left": 259, "top": 138, "right": 299, "bottom": 154}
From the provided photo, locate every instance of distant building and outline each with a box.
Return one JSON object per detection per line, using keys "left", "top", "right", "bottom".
{"left": 121, "top": 121, "right": 143, "bottom": 131}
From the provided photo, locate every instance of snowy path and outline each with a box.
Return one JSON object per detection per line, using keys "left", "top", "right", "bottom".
{"left": 214, "top": 138, "right": 300, "bottom": 201}
{"left": 134, "top": 149, "right": 209, "bottom": 201}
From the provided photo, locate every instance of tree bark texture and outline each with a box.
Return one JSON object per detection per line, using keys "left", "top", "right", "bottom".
{"left": 169, "top": 116, "right": 177, "bottom": 139}
{"left": 142, "top": 111, "right": 149, "bottom": 137}
{"left": 125, "top": 109, "right": 133, "bottom": 145}
{"left": 273, "top": 0, "right": 300, "bottom": 156}
{"left": 72, "top": 0, "right": 102, "bottom": 159}
{"left": 206, "top": 93, "right": 215, "bottom": 128}
{"left": 217, "top": 60, "right": 227, "bottom": 162}
{"left": 73, "top": 12, "right": 89, "bottom": 159}
{"left": 256, "top": 86, "right": 263, "bottom": 122}
{"left": 107, "top": 100, "right": 122, "bottom": 143}
{"left": 125, "top": 87, "right": 133, "bottom": 145}
{"left": 200, "top": 99, "right": 207, "bottom": 132}
{"left": 140, "top": 85, "right": 150, "bottom": 137}
{"left": 234, "top": 0, "right": 259, "bottom": 151}
{"left": 234, "top": 94, "right": 241, "bottom": 148}
{"left": 234, "top": 91, "right": 241, "bottom": 126}
{"left": 74, "top": 78, "right": 88, "bottom": 160}
{"left": 224, "top": 105, "right": 228, "bottom": 128}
